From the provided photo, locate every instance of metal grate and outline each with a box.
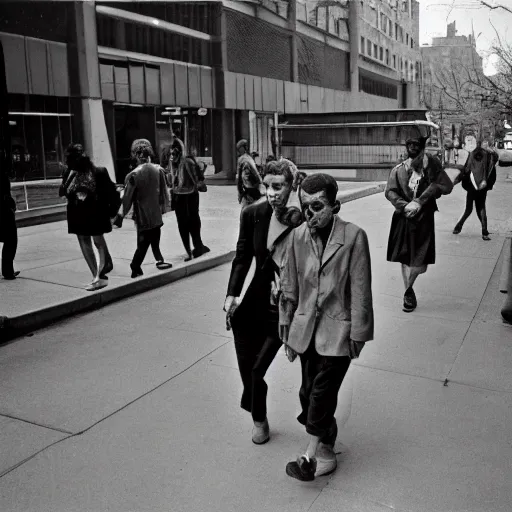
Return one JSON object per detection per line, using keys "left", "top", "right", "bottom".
{"left": 297, "top": 35, "right": 350, "bottom": 90}
{"left": 225, "top": 10, "right": 292, "bottom": 82}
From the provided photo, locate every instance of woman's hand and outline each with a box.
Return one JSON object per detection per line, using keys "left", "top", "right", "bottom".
{"left": 284, "top": 344, "right": 297, "bottom": 362}
{"left": 404, "top": 201, "right": 421, "bottom": 218}
{"left": 223, "top": 296, "right": 240, "bottom": 331}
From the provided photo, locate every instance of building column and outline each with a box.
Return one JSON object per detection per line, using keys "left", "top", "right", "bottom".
{"left": 212, "top": 109, "right": 236, "bottom": 180}
{"left": 349, "top": 0, "right": 360, "bottom": 93}
{"left": 67, "top": 1, "right": 115, "bottom": 181}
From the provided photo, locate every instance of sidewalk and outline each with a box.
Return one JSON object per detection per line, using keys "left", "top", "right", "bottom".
{"left": 0, "top": 170, "right": 510, "bottom": 511}
{"left": 1, "top": 181, "right": 385, "bottom": 341}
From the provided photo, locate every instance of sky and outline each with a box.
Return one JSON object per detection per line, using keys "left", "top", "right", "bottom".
{"left": 418, "top": 0, "right": 512, "bottom": 74}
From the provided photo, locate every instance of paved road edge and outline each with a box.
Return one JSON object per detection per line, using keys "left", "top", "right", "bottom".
{"left": 0, "top": 251, "right": 235, "bottom": 344}
{"left": 2, "top": 184, "right": 385, "bottom": 343}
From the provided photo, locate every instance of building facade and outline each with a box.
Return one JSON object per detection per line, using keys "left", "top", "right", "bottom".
{"left": 1, "top": 0, "right": 423, "bottom": 183}
{"left": 421, "top": 21, "right": 491, "bottom": 145}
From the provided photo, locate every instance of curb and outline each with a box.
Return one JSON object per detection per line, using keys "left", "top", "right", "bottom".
{"left": 1, "top": 185, "right": 386, "bottom": 343}
{"left": 337, "top": 182, "right": 386, "bottom": 204}
{"left": 16, "top": 205, "right": 67, "bottom": 228}
{"left": 0, "top": 250, "right": 235, "bottom": 344}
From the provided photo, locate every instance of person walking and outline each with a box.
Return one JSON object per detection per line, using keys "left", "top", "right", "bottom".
{"left": 121, "top": 139, "right": 172, "bottom": 278}
{"left": 170, "top": 137, "right": 210, "bottom": 261}
{"left": 224, "top": 158, "right": 304, "bottom": 445}
{"left": 0, "top": 170, "right": 18, "bottom": 280}
{"left": 452, "top": 144, "right": 498, "bottom": 241}
{"left": 59, "top": 143, "right": 120, "bottom": 291}
{"left": 279, "top": 173, "right": 374, "bottom": 481}
{"left": 385, "top": 136, "right": 453, "bottom": 312}
{"left": 236, "top": 139, "right": 265, "bottom": 209}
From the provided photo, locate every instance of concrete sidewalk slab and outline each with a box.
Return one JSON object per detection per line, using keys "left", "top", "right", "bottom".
{"left": 2, "top": 182, "right": 386, "bottom": 342}
{"left": 0, "top": 417, "right": 67, "bottom": 476}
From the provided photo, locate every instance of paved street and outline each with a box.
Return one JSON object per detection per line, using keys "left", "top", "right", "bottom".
{"left": 0, "top": 169, "right": 511, "bottom": 511}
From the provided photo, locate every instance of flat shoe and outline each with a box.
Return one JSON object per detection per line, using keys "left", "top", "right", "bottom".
{"left": 3, "top": 271, "right": 20, "bottom": 280}
{"left": 85, "top": 279, "right": 108, "bottom": 292}
{"left": 482, "top": 234, "right": 491, "bottom": 241}
{"left": 156, "top": 261, "right": 173, "bottom": 270}
{"left": 403, "top": 287, "right": 417, "bottom": 313}
{"left": 252, "top": 419, "right": 270, "bottom": 445}
{"left": 286, "top": 455, "right": 317, "bottom": 482}
{"left": 315, "top": 443, "right": 337, "bottom": 477}
{"left": 131, "top": 268, "right": 144, "bottom": 278}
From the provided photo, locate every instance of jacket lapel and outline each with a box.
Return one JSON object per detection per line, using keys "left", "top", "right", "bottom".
{"left": 320, "top": 216, "right": 345, "bottom": 270}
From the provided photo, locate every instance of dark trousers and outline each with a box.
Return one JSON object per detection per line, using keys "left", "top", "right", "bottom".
{"left": 233, "top": 316, "right": 282, "bottom": 422}
{"left": 455, "top": 189, "right": 489, "bottom": 235}
{"left": 297, "top": 342, "right": 351, "bottom": 441}
{"left": 131, "top": 226, "right": 164, "bottom": 270}
{"left": 1, "top": 208, "right": 18, "bottom": 278}
{"left": 174, "top": 191, "right": 203, "bottom": 255}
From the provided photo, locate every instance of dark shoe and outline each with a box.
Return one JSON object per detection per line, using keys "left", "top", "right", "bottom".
{"left": 130, "top": 266, "right": 143, "bottom": 278}
{"left": 482, "top": 234, "right": 491, "bottom": 241}
{"left": 286, "top": 455, "right": 317, "bottom": 482}
{"left": 184, "top": 253, "right": 193, "bottom": 262}
{"left": 252, "top": 419, "right": 270, "bottom": 445}
{"left": 403, "top": 287, "right": 417, "bottom": 313}
{"left": 452, "top": 228, "right": 461, "bottom": 235}
{"left": 156, "top": 261, "right": 173, "bottom": 270}
{"left": 3, "top": 271, "right": 20, "bottom": 280}
{"left": 192, "top": 245, "right": 210, "bottom": 258}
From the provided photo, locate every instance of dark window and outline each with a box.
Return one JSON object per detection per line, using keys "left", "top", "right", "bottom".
{"left": 386, "top": 49, "right": 390, "bottom": 65}
{"left": 379, "top": 47, "right": 384, "bottom": 61}
{"left": 361, "top": 36, "right": 365, "bottom": 53}
{"left": 367, "top": 40, "right": 372, "bottom": 56}
{"left": 373, "top": 44, "right": 378, "bottom": 58}
{"left": 359, "top": 69, "right": 398, "bottom": 99}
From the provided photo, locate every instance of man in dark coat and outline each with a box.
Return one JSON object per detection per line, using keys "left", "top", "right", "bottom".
{"left": 452, "top": 144, "right": 498, "bottom": 241}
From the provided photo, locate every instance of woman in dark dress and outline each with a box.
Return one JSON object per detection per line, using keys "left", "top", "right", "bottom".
{"left": 385, "top": 137, "right": 453, "bottom": 312}
{"left": 59, "top": 143, "right": 120, "bottom": 291}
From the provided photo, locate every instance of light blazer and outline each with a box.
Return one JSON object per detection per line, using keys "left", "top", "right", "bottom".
{"left": 279, "top": 216, "right": 374, "bottom": 357}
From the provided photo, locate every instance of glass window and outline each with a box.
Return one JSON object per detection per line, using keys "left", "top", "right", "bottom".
{"left": 379, "top": 47, "right": 384, "bottom": 61}
{"left": 9, "top": 115, "right": 26, "bottom": 181}
{"left": 23, "top": 116, "right": 44, "bottom": 181}
{"left": 367, "top": 40, "right": 372, "bottom": 56}
{"left": 42, "top": 116, "right": 62, "bottom": 179}
{"left": 360, "top": 36, "right": 365, "bottom": 53}
{"left": 59, "top": 117, "right": 72, "bottom": 159}
{"left": 386, "top": 49, "right": 390, "bottom": 65}
{"left": 373, "top": 44, "right": 378, "bottom": 58}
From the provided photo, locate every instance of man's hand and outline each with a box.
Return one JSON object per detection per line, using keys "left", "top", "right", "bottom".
{"left": 348, "top": 340, "right": 365, "bottom": 359}
{"left": 284, "top": 344, "right": 297, "bottom": 362}
{"left": 404, "top": 201, "right": 421, "bottom": 218}
{"left": 223, "top": 296, "right": 240, "bottom": 331}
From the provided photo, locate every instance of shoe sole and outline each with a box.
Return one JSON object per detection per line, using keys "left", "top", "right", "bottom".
{"left": 252, "top": 436, "right": 270, "bottom": 445}
{"left": 315, "top": 466, "right": 337, "bottom": 477}
{"left": 285, "top": 464, "right": 315, "bottom": 482}
{"left": 403, "top": 306, "right": 416, "bottom": 313}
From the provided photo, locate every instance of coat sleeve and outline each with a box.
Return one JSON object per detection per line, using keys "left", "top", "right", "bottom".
{"left": 226, "top": 206, "right": 255, "bottom": 297}
{"left": 122, "top": 174, "right": 136, "bottom": 218}
{"left": 349, "top": 228, "right": 374, "bottom": 343}
{"left": 385, "top": 165, "right": 409, "bottom": 212}
{"left": 278, "top": 231, "right": 299, "bottom": 328}
{"left": 59, "top": 168, "right": 71, "bottom": 197}
{"left": 159, "top": 168, "right": 170, "bottom": 212}
{"left": 415, "top": 157, "right": 453, "bottom": 207}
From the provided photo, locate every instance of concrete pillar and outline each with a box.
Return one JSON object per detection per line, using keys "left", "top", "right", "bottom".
{"left": 348, "top": 0, "right": 360, "bottom": 93}
{"left": 212, "top": 109, "right": 236, "bottom": 180}
{"left": 68, "top": 1, "right": 116, "bottom": 181}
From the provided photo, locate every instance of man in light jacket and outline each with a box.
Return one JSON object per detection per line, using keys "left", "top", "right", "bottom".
{"left": 279, "top": 173, "right": 374, "bottom": 482}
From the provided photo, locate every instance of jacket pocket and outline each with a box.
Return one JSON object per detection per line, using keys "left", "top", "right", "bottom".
{"left": 316, "top": 314, "right": 351, "bottom": 356}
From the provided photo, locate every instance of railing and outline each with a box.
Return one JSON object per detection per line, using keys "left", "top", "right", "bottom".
{"left": 11, "top": 180, "right": 66, "bottom": 212}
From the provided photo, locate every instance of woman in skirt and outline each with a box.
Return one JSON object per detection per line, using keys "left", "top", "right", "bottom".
{"left": 59, "top": 143, "right": 120, "bottom": 291}
{"left": 385, "top": 137, "right": 453, "bottom": 312}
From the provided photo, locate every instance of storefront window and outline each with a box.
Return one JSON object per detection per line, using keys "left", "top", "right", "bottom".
{"left": 22, "top": 116, "right": 45, "bottom": 181}
{"left": 42, "top": 116, "right": 62, "bottom": 179}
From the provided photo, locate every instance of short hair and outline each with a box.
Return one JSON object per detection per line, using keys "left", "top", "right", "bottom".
{"left": 65, "top": 143, "right": 92, "bottom": 171}
{"left": 300, "top": 173, "right": 338, "bottom": 205}
{"left": 263, "top": 159, "right": 294, "bottom": 184}
{"left": 236, "top": 139, "right": 249, "bottom": 151}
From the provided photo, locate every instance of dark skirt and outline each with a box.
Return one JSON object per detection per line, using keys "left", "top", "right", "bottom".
{"left": 67, "top": 198, "right": 112, "bottom": 236}
{"left": 387, "top": 210, "right": 436, "bottom": 266}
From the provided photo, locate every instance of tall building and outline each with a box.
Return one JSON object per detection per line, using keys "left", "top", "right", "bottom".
{"left": 421, "top": 21, "right": 488, "bottom": 143}
{"left": 0, "top": 0, "right": 423, "bottom": 184}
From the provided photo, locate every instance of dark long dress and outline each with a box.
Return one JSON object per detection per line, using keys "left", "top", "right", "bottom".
{"left": 60, "top": 166, "right": 119, "bottom": 236}
{"left": 385, "top": 154, "right": 453, "bottom": 267}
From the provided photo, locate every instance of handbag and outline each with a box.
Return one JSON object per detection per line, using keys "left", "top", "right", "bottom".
{"left": 185, "top": 158, "right": 207, "bottom": 193}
